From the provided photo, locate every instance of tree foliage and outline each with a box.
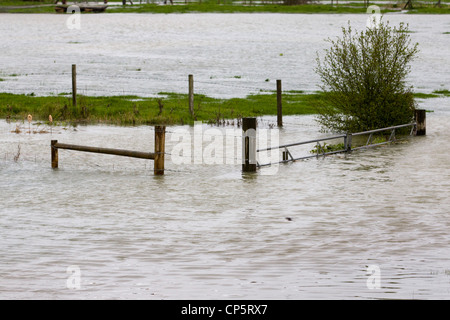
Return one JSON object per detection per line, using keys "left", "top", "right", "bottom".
{"left": 315, "top": 20, "right": 419, "bottom": 133}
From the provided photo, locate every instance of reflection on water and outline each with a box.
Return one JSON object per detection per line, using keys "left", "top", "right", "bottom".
{"left": 1, "top": 96, "right": 449, "bottom": 299}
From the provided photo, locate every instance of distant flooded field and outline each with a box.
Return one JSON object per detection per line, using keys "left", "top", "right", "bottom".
{"left": 0, "top": 13, "right": 449, "bottom": 98}
{"left": 0, "top": 13, "right": 450, "bottom": 299}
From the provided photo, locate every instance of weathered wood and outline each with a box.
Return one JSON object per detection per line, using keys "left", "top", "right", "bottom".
{"left": 51, "top": 140, "right": 58, "bottom": 168}
{"left": 50, "top": 129, "right": 164, "bottom": 174}
{"left": 188, "top": 74, "right": 194, "bottom": 117}
{"left": 54, "top": 142, "right": 156, "bottom": 159}
{"left": 242, "top": 117, "right": 257, "bottom": 173}
{"left": 345, "top": 132, "right": 352, "bottom": 152}
{"left": 72, "top": 64, "right": 77, "bottom": 108}
{"left": 277, "top": 79, "right": 282, "bottom": 127}
{"left": 415, "top": 109, "right": 426, "bottom": 136}
{"left": 154, "top": 126, "right": 166, "bottom": 175}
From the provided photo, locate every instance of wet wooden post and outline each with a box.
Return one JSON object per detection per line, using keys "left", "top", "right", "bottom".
{"left": 345, "top": 132, "right": 352, "bottom": 152}
{"left": 282, "top": 150, "right": 289, "bottom": 161}
{"left": 72, "top": 64, "right": 77, "bottom": 108}
{"left": 154, "top": 126, "right": 166, "bottom": 175}
{"left": 415, "top": 109, "right": 426, "bottom": 136}
{"left": 277, "top": 79, "right": 282, "bottom": 127}
{"left": 188, "top": 74, "right": 194, "bottom": 117}
{"left": 242, "top": 117, "right": 257, "bottom": 173}
{"left": 51, "top": 140, "right": 58, "bottom": 169}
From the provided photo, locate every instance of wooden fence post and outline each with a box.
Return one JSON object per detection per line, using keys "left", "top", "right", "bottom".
{"left": 51, "top": 140, "right": 58, "bottom": 168}
{"left": 188, "top": 74, "right": 194, "bottom": 117}
{"left": 154, "top": 126, "right": 166, "bottom": 175}
{"left": 277, "top": 79, "right": 282, "bottom": 127}
{"left": 72, "top": 64, "right": 77, "bottom": 108}
{"left": 415, "top": 109, "right": 426, "bottom": 136}
{"left": 345, "top": 132, "right": 352, "bottom": 152}
{"left": 242, "top": 117, "right": 257, "bottom": 173}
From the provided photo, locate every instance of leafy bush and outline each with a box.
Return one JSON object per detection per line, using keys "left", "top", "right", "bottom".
{"left": 315, "top": 20, "right": 419, "bottom": 133}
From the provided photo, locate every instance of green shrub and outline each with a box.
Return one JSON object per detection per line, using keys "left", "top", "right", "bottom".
{"left": 315, "top": 20, "right": 419, "bottom": 133}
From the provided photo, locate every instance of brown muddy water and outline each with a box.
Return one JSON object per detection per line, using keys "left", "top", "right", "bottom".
{"left": 0, "top": 13, "right": 450, "bottom": 299}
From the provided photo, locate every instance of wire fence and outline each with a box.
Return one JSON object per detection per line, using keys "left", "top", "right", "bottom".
{"left": 1, "top": 117, "right": 424, "bottom": 173}
{"left": 1, "top": 64, "right": 318, "bottom": 135}
{"left": 0, "top": 65, "right": 328, "bottom": 172}
{"left": 0, "top": 67, "right": 283, "bottom": 98}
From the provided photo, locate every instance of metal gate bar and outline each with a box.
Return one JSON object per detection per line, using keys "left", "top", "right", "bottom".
{"left": 257, "top": 122, "right": 417, "bottom": 167}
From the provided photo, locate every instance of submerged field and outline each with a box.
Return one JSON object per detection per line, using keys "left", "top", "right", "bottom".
{"left": 0, "top": 11, "right": 448, "bottom": 126}
{"left": 1, "top": 9, "right": 450, "bottom": 301}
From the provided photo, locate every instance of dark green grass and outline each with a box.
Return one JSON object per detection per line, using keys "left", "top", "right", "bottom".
{"left": 432, "top": 89, "right": 450, "bottom": 96}
{"left": 110, "top": 3, "right": 373, "bottom": 14}
{"left": 1, "top": 0, "right": 448, "bottom": 14}
{"left": 3, "top": 1, "right": 442, "bottom": 14}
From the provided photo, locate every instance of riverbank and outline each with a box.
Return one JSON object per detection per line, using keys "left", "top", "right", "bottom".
{"left": 1, "top": 1, "right": 449, "bottom": 14}
{"left": 1, "top": 90, "right": 448, "bottom": 126}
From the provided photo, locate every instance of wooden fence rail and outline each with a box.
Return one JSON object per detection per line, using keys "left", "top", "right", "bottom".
{"left": 51, "top": 126, "right": 165, "bottom": 175}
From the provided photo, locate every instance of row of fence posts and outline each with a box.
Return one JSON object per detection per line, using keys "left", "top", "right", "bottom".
{"left": 64, "top": 65, "right": 284, "bottom": 175}
{"left": 187, "top": 73, "right": 284, "bottom": 126}
{"left": 70, "top": 65, "right": 284, "bottom": 127}
{"left": 51, "top": 126, "right": 166, "bottom": 175}
{"left": 71, "top": 64, "right": 426, "bottom": 137}
{"left": 51, "top": 112, "right": 425, "bottom": 175}
{"left": 241, "top": 108, "right": 426, "bottom": 172}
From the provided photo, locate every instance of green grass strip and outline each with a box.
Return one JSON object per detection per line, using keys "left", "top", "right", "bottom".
{"left": 0, "top": 91, "right": 319, "bottom": 126}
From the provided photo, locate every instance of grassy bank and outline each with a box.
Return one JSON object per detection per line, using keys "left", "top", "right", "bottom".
{"left": 110, "top": 3, "right": 375, "bottom": 14}
{"left": 112, "top": 2, "right": 450, "bottom": 14}
{"left": 1, "top": 89, "right": 448, "bottom": 126}
{"left": 0, "top": 91, "right": 320, "bottom": 126}
{"left": 1, "top": 1, "right": 449, "bottom": 14}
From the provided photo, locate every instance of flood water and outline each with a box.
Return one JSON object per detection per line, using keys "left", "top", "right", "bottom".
{"left": 0, "top": 13, "right": 449, "bottom": 97}
{"left": 1, "top": 13, "right": 450, "bottom": 300}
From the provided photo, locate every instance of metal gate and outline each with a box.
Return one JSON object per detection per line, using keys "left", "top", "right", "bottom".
{"left": 257, "top": 122, "right": 417, "bottom": 168}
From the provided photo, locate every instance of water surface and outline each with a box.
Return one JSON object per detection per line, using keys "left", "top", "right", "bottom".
{"left": 0, "top": 13, "right": 449, "bottom": 98}
{"left": 1, "top": 13, "right": 450, "bottom": 300}
{"left": 1, "top": 97, "right": 449, "bottom": 299}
